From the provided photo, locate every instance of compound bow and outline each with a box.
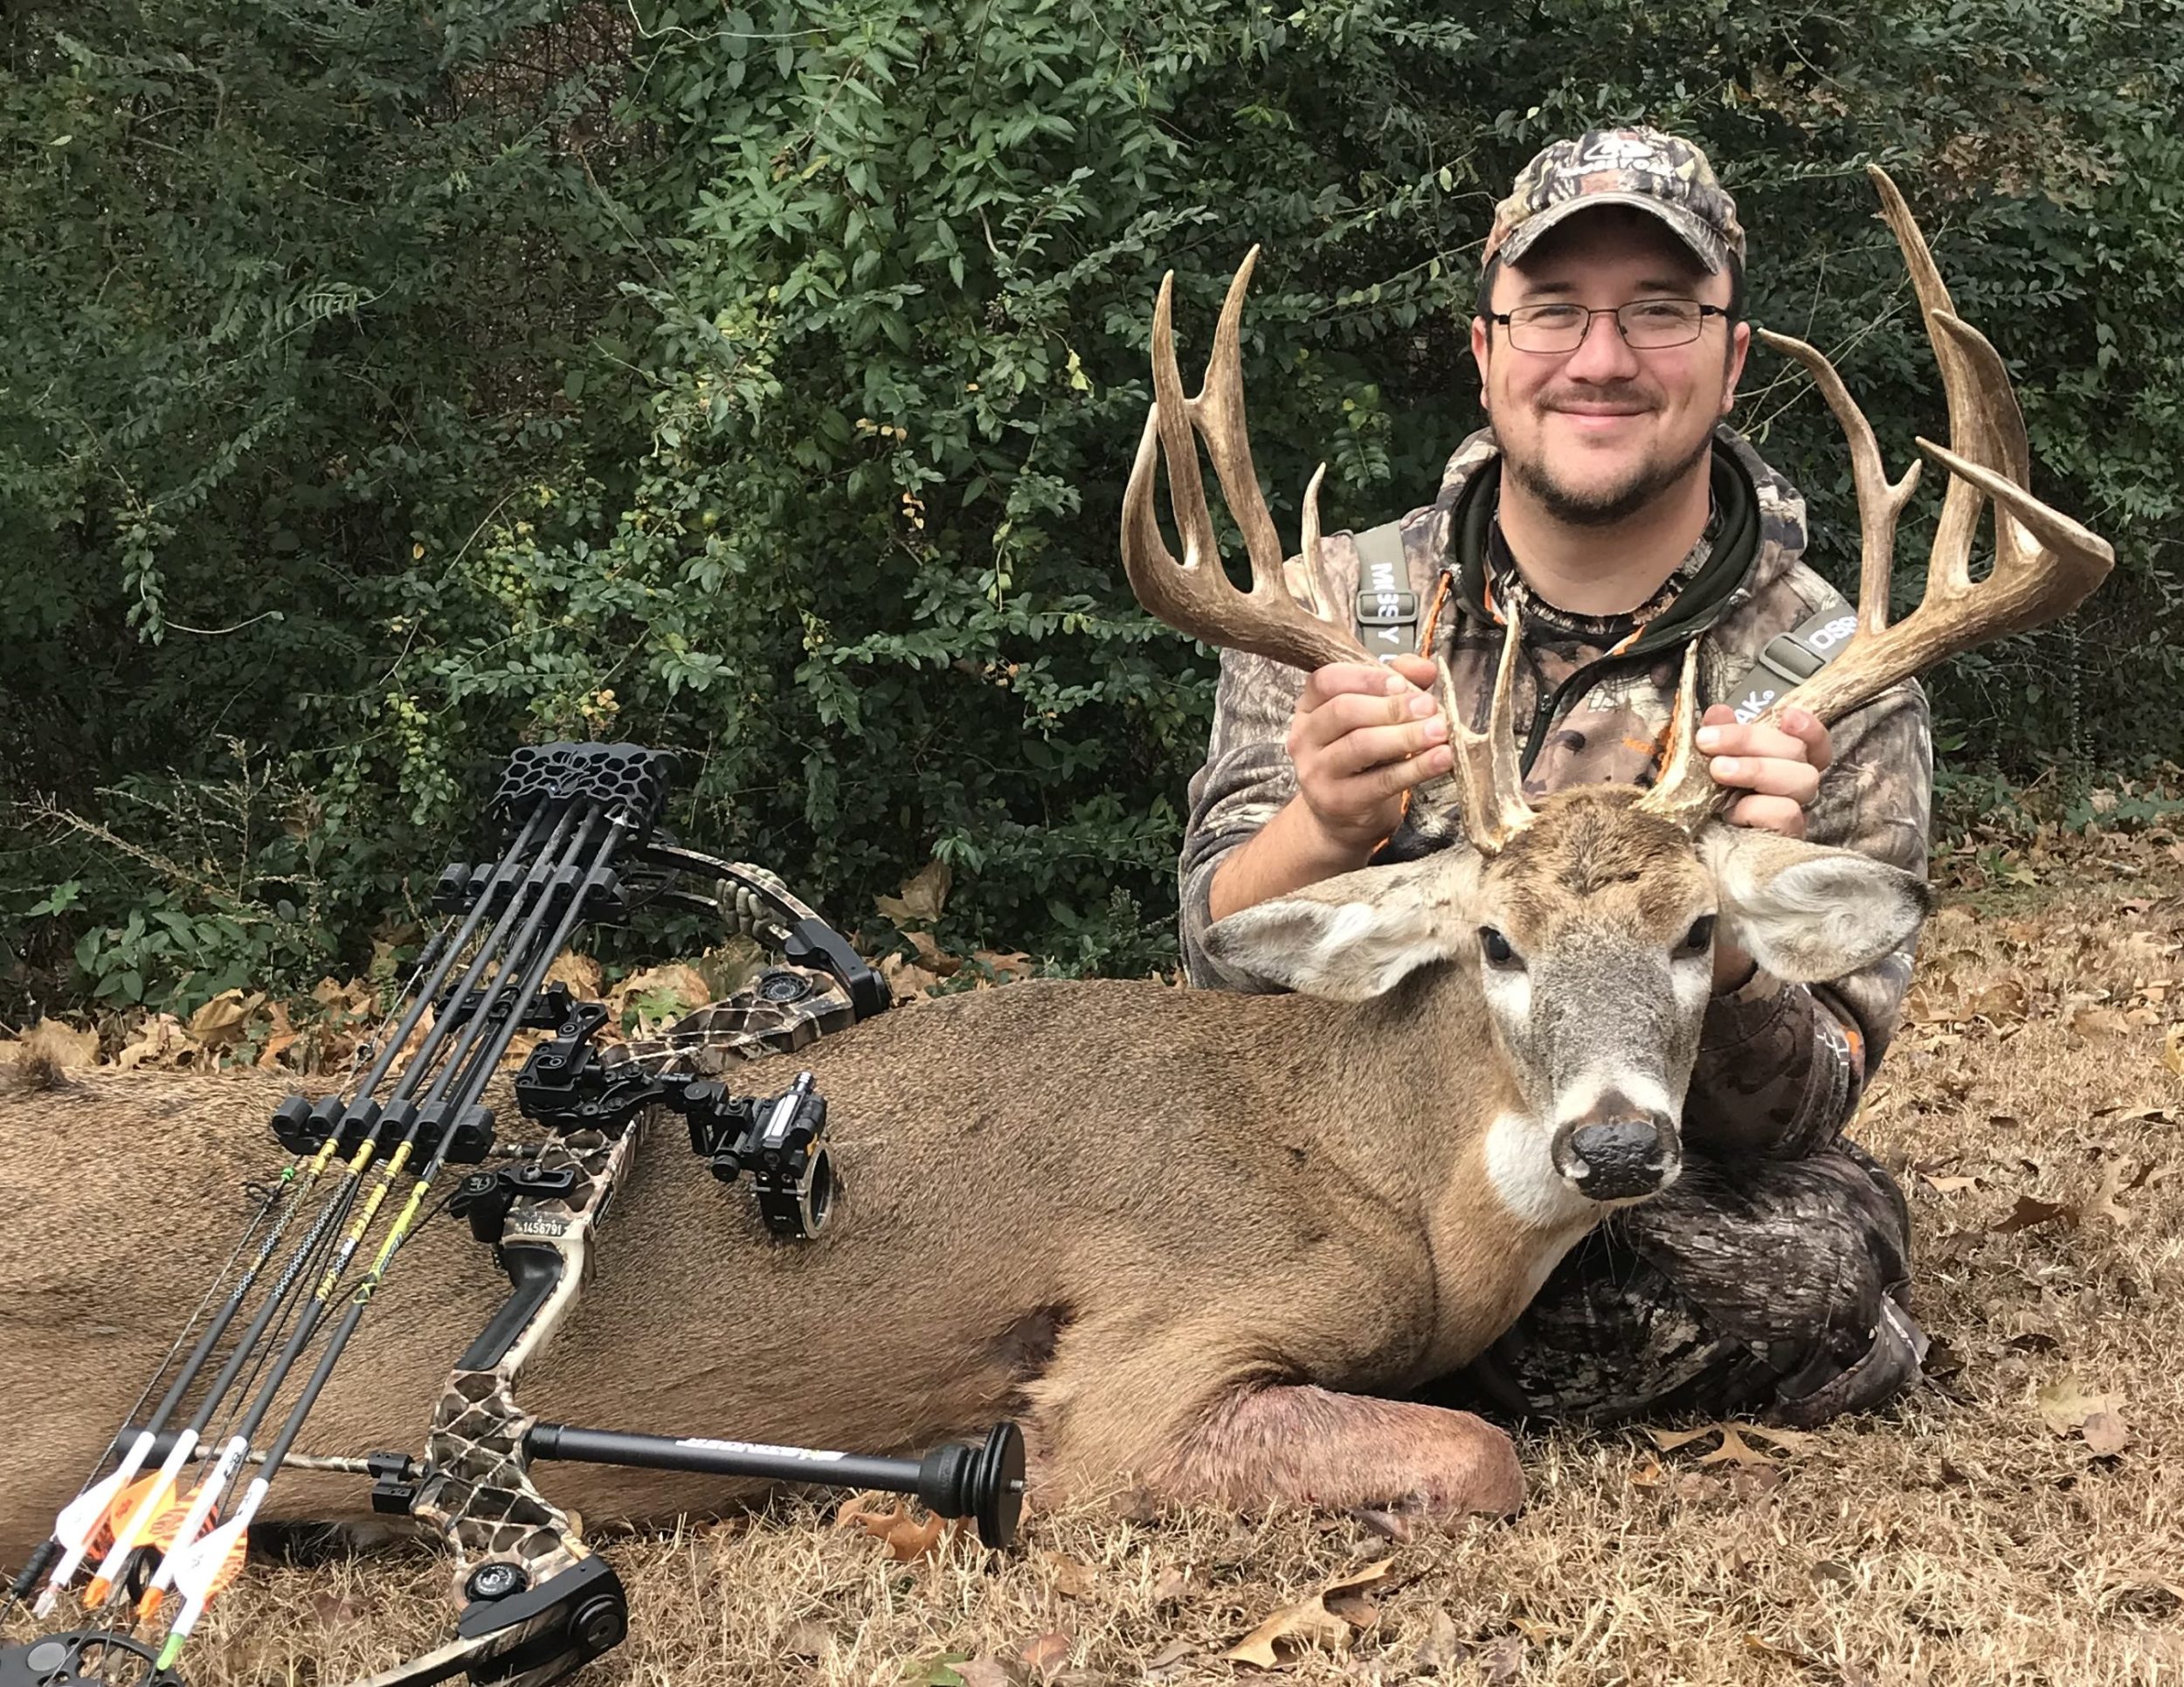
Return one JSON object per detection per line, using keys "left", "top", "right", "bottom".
{"left": 2, "top": 743, "right": 1022, "bottom": 1687}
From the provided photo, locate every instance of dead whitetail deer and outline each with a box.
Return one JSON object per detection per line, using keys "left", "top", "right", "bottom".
{"left": 0, "top": 169, "right": 2111, "bottom": 1564}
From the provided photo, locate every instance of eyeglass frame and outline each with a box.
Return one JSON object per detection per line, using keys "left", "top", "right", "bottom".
{"left": 1484, "top": 299, "right": 1737, "bottom": 353}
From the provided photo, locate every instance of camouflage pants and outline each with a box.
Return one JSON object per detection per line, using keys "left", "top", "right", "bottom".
{"left": 1420, "top": 1138, "right": 1925, "bottom": 1428}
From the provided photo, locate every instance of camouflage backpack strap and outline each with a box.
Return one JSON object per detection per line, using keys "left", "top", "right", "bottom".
{"left": 1351, "top": 520, "right": 1420, "bottom": 662}
{"left": 1720, "top": 601, "right": 1861, "bottom": 725}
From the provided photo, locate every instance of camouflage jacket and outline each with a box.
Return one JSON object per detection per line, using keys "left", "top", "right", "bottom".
{"left": 1178, "top": 426, "right": 1933, "bottom": 1160}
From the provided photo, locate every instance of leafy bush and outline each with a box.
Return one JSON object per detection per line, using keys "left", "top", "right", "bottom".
{"left": 5, "top": 0, "right": 2181, "bottom": 1011}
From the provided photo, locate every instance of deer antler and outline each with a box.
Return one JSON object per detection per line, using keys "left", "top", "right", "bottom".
{"left": 1121, "top": 249, "right": 1538, "bottom": 853}
{"left": 1637, "top": 165, "right": 2115, "bottom": 832}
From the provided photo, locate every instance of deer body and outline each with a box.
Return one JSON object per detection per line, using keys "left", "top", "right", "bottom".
{"left": 0, "top": 787, "right": 1937, "bottom": 1560}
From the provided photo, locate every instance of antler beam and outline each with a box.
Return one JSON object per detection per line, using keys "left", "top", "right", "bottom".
{"left": 1121, "top": 250, "right": 1538, "bottom": 854}
{"left": 1637, "top": 165, "right": 2114, "bottom": 831}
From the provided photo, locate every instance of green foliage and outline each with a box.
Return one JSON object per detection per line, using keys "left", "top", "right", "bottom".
{"left": 4, "top": 0, "right": 2181, "bottom": 1011}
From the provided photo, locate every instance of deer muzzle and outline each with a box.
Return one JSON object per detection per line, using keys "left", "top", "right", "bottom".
{"left": 1550, "top": 1098, "right": 1681, "bottom": 1202}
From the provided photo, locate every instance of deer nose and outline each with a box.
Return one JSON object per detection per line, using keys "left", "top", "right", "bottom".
{"left": 1552, "top": 1114, "right": 1678, "bottom": 1201}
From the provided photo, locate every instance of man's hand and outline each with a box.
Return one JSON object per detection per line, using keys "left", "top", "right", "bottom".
{"left": 1695, "top": 701, "right": 1833, "bottom": 992}
{"left": 1286, "top": 653, "right": 1454, "bottom": 849}
{"left": 1695, "top": 702, "right": 1831, "bottom": 840}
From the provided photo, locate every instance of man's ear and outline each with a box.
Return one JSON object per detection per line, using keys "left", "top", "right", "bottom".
{"left": 1202, "top": 850, "right": 1482, "bottom": 1001}
{"left": 1702, "top": 826, "right": 1932, "bottom": 983}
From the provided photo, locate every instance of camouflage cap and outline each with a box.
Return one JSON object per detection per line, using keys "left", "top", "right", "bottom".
{"left": 1483, "top": 127, "right": 1745, "bottom": 273}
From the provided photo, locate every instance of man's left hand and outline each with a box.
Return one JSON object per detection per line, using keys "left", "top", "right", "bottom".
{"left": 1695, "top": 702, "right": 1831, "bottom": 840}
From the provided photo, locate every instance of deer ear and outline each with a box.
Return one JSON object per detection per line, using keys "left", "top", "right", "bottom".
{"left": 1702, "top": 827, "right": 1932, "bottom": 983}
{"left": 1201, "top": 851, "right": 1482, "bottom": 1000}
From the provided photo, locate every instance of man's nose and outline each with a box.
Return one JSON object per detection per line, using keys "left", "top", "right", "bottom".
{"left": 1561, "top": 309, "right": 1641, "bottom": 381}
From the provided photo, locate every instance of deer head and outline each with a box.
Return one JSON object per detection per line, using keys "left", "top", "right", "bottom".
{"left": 1123, "top": 172, "right": 2111, "bottom": 1208}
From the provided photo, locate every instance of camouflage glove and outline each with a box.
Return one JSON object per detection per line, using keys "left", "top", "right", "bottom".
{"left": 715, "top": 865, "right": 792, "bottom": 946}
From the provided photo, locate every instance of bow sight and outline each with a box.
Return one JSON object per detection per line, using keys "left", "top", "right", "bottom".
{"left": 1, "top": 743, "right": 1024, "bottom": 1687}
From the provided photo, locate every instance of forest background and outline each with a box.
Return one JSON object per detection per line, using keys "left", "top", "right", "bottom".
{"left": 4, "top": 0, "right": 2181, "bottom": 1018}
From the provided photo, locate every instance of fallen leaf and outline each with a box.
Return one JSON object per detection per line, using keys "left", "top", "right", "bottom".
{"left": 118, "top": 1013, "right": 192, "bottom": 1071}
{"left": 1481, "top": 1634, "right": 1524, "bottom": 1685}
{"left": 956, "top": 1662, "right": 1026, "bottom": 1687}
{"left": 1644, "top": 1424, "right": 1722, "bottom": 1452}
{"left": 1919, "top": 1172, "right": 1980, "bottom": 1195}
{"left": 1224, "top": 1561, "right": 1393, "bottom": 1668}
{"left": 1742, "top": 1424, "right": 1823, "bottom": 1455}
{"left": 311, "top": 1589, "right": 366, "bottom": 1625}
{"left": 1967, "top": 979, "right": 2028, "bottom": 1022}
{"left": 609, "top": 963, "right": 711, "bottom": 1031}
{"left": 2037, "top": 1375, "right": 2124, "bottom": 1437}
{"left": 547, "top": 952, "right": 605, "bottom": 999}
{"left": 903, "top": 1653, "right": 971, "bottom": 1687}
{"left": 255, "top": 1001, "right": 298, "bottom": 1069}
{"left": 1412, "top": 1608, "right": 1468, "bottom": 1673}
{"left": 1991, "top": 1193, "right": 2077, "bottom": 1234}
{"left": 838, "top": 1497, "right": 948, "bottom": 1562}
{"left": 971, "top": 948, "right": 1036, "bottom": 980}
{"left": 2082, "top": 1409, "right": 2131, "bottom": 1456}
{"left": 2090, "top": 1158, "right": 2141, "bottom": 1226}
{"left": 781, "top": 1619, "right": 833, "bottom": 1661}
{"left": 1017, "top": 1632, "right": 1070, "bottom": 1675}
{"left": 19, "top": 1017, "right": 100, "bottom": 1069}
{"left": 2070, "top": 1005, "right": 2132, "bottom": 1041}
{"left": 879, "top": 953, "right": 944, "bottom": 998}
{"left": 1144, "top": 1637, "right": 1196, "bottom": 1674}
{"left": 1041, "top": 1553, "right": 1095, "bottom": 1598}
{"left": 905, "top": 930, "right": 964, "bottom": 977}
{"left": 1151, "top": 1567, "right": 1197, "bottom": 1602}
{"left": 877, "top": 858, "right": 952, "bottom": 927}
{"left": 187, "top": 988, "right": 262, "bottom": 1051}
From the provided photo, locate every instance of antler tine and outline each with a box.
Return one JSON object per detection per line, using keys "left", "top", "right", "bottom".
{"left": 1640, "top": 167, "right": 2114, "bottom": 834}
{"left": 1119, "top": 251, "right": 1368, "bottom": 674}
{"left": 1434, "top": 612, "right": 1536, "bottom": 854}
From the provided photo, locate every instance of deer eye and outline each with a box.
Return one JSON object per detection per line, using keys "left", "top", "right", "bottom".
{"left": 1478, "top": 926, "right": 1520, "bottom": 969}
{"left": 1681, "top": 915, "right": 1717, "bottom": 953}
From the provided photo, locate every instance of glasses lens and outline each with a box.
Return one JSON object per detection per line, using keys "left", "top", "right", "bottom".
{"left": 1619, "top": 300, "right": 1705, "bottom": 348}
{"left": 1505, "top": 304, "right": 1586, "bottom": 352}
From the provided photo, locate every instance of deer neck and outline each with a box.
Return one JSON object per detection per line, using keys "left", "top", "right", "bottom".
{"left": 1322, "top": 962, "right": 1604, "bottom": 1373}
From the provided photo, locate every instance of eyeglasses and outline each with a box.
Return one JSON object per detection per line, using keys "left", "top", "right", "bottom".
{"left": 1489, "top": 300, "right": 1732, "bottom": 354}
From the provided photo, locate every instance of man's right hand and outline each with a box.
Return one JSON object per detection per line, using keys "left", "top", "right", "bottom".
{"left": 1285, "top": 653, "right": 1454, "bottom": 849}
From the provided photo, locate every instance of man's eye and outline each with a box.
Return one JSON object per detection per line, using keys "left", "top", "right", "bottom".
{"left": 1520, "top": 304, "right": 1584, "bottom": 327}
{"left": 1631, "top": 300, "right": 1699, "bottom": 324}
{"left": 1479, "top": 927, "right": 1518, "bottom": 967}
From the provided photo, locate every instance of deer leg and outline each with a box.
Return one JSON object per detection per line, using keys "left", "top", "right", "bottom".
{"left": 1150, "top": 1383, "right": 1524, "bottom": 1523}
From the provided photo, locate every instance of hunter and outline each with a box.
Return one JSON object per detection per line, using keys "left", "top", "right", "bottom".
{"left": 1178, "top": 128, "right": 1932, "bottom": 1427}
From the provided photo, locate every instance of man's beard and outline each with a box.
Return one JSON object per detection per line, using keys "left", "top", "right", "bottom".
{"left": 1503, "top": 412, "right": 1716, "bottom": 529}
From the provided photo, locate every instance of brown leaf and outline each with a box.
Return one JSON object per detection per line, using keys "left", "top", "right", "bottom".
{"left": 971, "top": 949, "right": 1036, "bottom": 980}
{"left": 117, "top": 1013, "right": 192, "bottom": 1071}
{"left": 608, "top": 963, "right": 710, "bottom": 1030}
{"left": 1144, "top": 1637, "right": 1196, "bottom": 1675}
{"left": 1224, "top": 1561, "right": 1393, "bottom": 1668}
{"left": 255, "top": 1001, "right": 298, "bottom": 1070}
{"left": 310, "top": 1589, "right": 367, "bottom": 1625}
{"left": 2070, "top": 1005, "right": 2133, "bottom": 1041}
{"left": 877, "top": 857, "right": 952, "bottom": 926}
{"left": 906, "top": 929, "right": 964, "bottom": 977}
{"left": 1742, "top": 1423, "right": 1822, "bottom": 1455}
{"left": 2090, "top": 1157, "right": 2142, "bottom": 1226}
{"left": 780, "top": 1619, "right": 833, "bottom": 1661}
{"left": 1481, "top": 1634, "right": 1524, "bottom": 1685}
{"left": 1919, "top": 1172, "right": 1980, "bottom": 1195}
{"left": 1412, "top": 1608, "right": 1467, "bottom": 1673}
{"left": 1041, "top": 1553, "right": 1095, "bottom": 1598}
{"left": 1967, "top": 978, "right": 2028, "bottom": 1022}
{"left": 20, "top": 1017, "right": 100, "bottom": 1069}
{"left": 2082, "top": 1409, "right": 2131, "bottom": 1456}
{"left": 1151, "top": 1567, "right": 1197, "bottom": 1603}
{"left": 1644, "top": 1424, "right": 1722, "bottom": 1452}
{"left": 878, "top": 952, "right": 944, "bottom": 998}
{"left": 1015, "top": 1631, "right": 1071, "bottom": 1676}
{"left": 2037, "top": 1375, "right": 2124, "bottom": 1437}
{"left": 187, "top": 988, "right": 262, "bottom": 1051}
{"left": 885, "top": 1510, "right": 947, "bottom": 1562}
{"left": 547, "top": 952, "right": 604, "bottom": 999}
{"left": 1991, "top": 1193, "right": 2077, "bottom": 1234}
{"left": 957, "top": 1662, "right": 1027, "bottom": 1687}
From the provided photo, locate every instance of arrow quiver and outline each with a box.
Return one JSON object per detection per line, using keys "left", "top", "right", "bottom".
{"left": 2, "top": 743, "right": 1025, "bottom": 1687}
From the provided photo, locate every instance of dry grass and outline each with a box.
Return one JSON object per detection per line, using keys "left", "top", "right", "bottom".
{"left": 21, "top": 841, "right": 2184, "bottom": 1685}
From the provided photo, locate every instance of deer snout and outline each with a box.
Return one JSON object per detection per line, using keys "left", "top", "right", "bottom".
{"left": 1550, "top": 1096, "right": 1681, "bottom": 1202}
